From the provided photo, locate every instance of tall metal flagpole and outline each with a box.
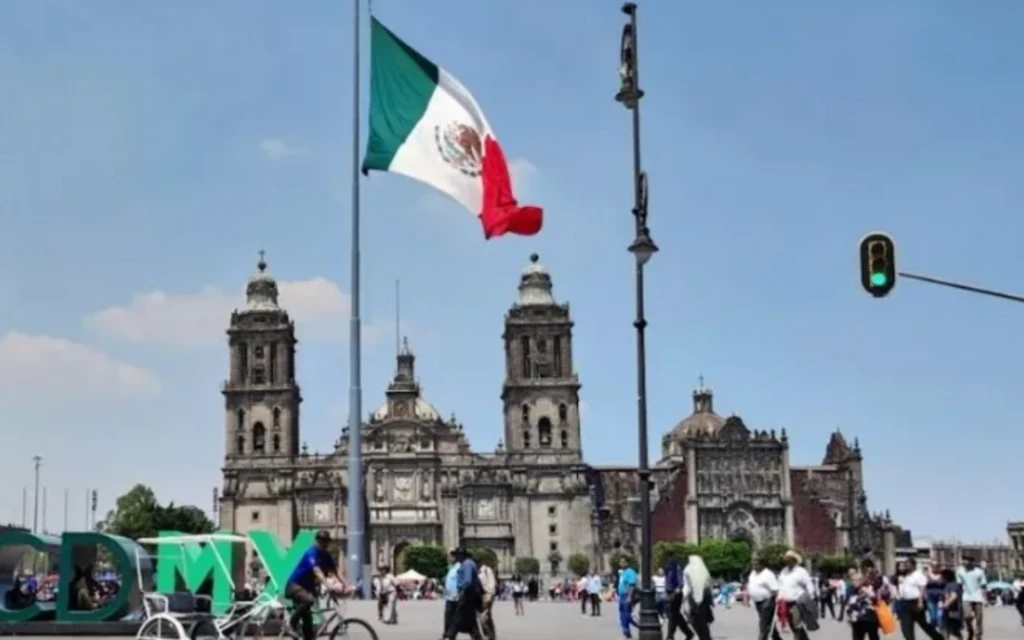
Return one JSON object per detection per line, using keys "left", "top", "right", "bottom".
{"left": 346, "top": 0, "right": 368, "bottom": 598}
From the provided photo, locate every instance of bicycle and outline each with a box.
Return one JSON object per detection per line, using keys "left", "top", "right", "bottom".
{"left": 278, "top": 591, "right": 377, "bottom": 640}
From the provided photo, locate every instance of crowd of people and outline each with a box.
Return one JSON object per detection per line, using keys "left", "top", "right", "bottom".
{"left": 741, "top": 552, "right": 1024, "bottom": 640}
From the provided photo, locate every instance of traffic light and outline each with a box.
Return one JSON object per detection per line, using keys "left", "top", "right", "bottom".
{"left": 859, "top": 232, "right": 896, "bottom": 297}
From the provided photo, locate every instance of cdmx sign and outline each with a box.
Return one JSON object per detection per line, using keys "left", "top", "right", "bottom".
{"left": 0, "top": 529, "right": 317, "bottom": 623}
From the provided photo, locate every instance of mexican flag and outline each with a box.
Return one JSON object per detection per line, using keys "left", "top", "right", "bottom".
{"left": 361, "top": 18, "right": 543, "bottom": 239}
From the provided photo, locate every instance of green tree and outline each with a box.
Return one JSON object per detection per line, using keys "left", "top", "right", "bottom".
{"left": 100, "top": 484, "right": 163, "bottom": 540}
{"left": 756, "top": 543, "right": 792, "bottom": 572}
{"left": 699, "top": 540, "right": 751, "bottom": 580}
{"left": 816, "top": 554, "right": 856, "bottom": 577}
{"left": 514, "top": 557, "right": 540, "bottom": 576}
{"left": 653, "top": 541, "right": 699, "bottom": 569}
{"left": 156, "top": 504, "right": 215, "bottom": 535}
{"left": 567, "top": 552, "right": 590, "bottom": 576}
{"left": 547, "top": 550, "right": 563, "bottom": 574}
{"left": 470, "top": 547, "right": 499, "bottom": 571}
{"left": 609, "top": 551, "right": 638, "bottom": 570}
{"left": 402, "top": 545, "right": 448, "bottom": 580}
{"left": 101, "top": 484, "right": 215, "bottom": 541}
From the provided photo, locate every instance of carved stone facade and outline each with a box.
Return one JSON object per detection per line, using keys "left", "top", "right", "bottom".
{"left": 219, "top": 254, "right": 899, "bottom": 576}
{"left": 640, "top": 386, "right": 899, "bottom": 572}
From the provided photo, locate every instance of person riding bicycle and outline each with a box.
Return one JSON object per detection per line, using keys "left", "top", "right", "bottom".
{"left": 285, "top": 530, "right": 349, "bottom": 640}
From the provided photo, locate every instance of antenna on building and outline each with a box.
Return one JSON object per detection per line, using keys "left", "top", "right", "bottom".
{"left": 395, "top": 279, "right": 401, "bottom": 361}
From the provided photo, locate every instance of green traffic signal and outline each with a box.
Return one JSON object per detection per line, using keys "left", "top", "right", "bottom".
{"left": 859, "top": 232, "right": 896, "bottom": 297}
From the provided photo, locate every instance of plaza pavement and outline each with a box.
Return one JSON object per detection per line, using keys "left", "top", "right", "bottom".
{"left": 352, "top": 600, "right": 1024, "bottom": 640}
{"left": 22, "top": 600, "right": 1024, "bottom": 640}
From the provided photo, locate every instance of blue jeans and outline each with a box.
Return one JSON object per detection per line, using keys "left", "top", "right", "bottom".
{"left": 926, "top": 599, "right": 942, "bottom": 627}
{"left": 618, "top": 597, "right": 632, "bottom": 636}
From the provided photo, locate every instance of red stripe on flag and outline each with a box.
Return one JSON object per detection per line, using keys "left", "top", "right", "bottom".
{"left": 479, "top": 136, "right": 543, "bottom": 239}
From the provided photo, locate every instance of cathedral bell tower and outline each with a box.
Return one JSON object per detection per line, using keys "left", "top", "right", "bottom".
{"left": 501, "top": 254, "right": 582, "bottom": 460}
{"left": 223, "top": 254, "right": 302, "bottom": 459}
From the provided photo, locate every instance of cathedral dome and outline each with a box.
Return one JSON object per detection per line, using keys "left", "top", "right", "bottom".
{"left": 516, "top": 253, "right": 556, "bottom": 306}
{"left": 371, "top": 397, "right": 442, "bottom": 422}
{"left": 244, "top": 252, "right": 280, "bottom": 311}
{"left": 670, "top": 380, "right": 725, "bottom": 438}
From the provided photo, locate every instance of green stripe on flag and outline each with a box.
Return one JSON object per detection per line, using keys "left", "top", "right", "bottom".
{"left": 362, "top": 18, "right": 440, "bottom": 173}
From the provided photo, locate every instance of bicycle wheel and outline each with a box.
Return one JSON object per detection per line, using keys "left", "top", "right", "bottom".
{"left": 329, "top": 617, "right": 377, "bottom": 640}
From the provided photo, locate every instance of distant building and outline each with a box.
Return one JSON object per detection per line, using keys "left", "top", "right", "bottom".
{"left": 1007, "top": 521, "right": 1024, "bottom": 575}
{"left": 925, "top": 539, "right": 1017, "bottom": 578}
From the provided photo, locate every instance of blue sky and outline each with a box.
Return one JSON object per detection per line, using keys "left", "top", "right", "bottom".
{"left": 1, "top": 0, "right": 1021, "bottom": 543}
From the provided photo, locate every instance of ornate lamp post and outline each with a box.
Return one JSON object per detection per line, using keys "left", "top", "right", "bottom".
{"left": 616, "top": 4, "right": 660, "bottom": 640}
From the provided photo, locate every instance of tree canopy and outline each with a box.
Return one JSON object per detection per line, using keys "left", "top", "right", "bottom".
{"left": 653, "top": 540, "right": 751, "bottom": 580}
{"left": 609, "top": 551, "right": 638, "bottom": 571}
{"left": 402, "top": 545, "right": 448, "bottom": 580}
{"left": 514, "top": 557, "right": 540, "bottom": 576}
{"left": 567, "top": 552, "right": 590, "bottom": 576}
{"left": 100, "top": 484, "right": 215, "bottom": 540}
{"left": 470, "top": 547, "right": 498, "bottom": 571}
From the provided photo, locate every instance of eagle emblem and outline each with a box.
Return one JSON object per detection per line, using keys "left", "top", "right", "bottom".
{"left": 434, "top": 121, "right": 483, "bottom": 177}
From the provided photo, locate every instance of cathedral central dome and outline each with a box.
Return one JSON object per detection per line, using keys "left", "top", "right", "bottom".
{"left": 371, "top": 397, "right": 442, "bottom": 423}
{"left": 670, "top": 381, "right": 725, "bottom": 438}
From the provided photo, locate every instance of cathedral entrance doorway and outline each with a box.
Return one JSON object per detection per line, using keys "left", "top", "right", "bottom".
{"left": 392, "top": 541, "right": 411, "bottom": 573}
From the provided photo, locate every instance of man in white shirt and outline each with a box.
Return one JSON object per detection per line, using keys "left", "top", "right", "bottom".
{"left": 778, "top": 550, "right": 813, "bottom": 640}
{"left": 577, "top": 574, "right": 589, "bottom": 615}
{"left": 957, "top": 556, "right": 987, "bottom": 640}
{"left": 587, "top": 572, "right": 603, "bottom": 616}
{"left": 895, "top": 559, "right": 943, "bottom": 640}
{"left": 747, "top": 556, "right": 783, "bottom": 640}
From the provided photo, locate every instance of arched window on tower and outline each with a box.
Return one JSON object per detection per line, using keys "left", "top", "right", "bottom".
{"left": 522, "top": 430, "right": 531, "bottom": 448}
{"left": 273, "top": 407, "right": 281, "bottom": 428}
{"left": 236, "top": 434, "right": 245, "bottom": 454}
{"left": 538, "top": 417, "right": 553, "bottom": 447}
{"left": 558, "top": 404, "right": 568, "bottom": 423}
{"left": 553, "top": 336, "right": 562, "bottom": 376}
{"left": 272, "top": 433, "right": 281, "bottom": 453}
{"left": 238, "top": 342, "right": 248, "bottom": 383}
{"left": 236, "top": 408, "right": 245, "bottom": 430}
{"left": 560, "top": 430, "right": 569, "bottom": 448}
{"left": 253, "top": 422, "right": 266, "bottom": 453}
{"left": 521, "top": 404, "right": 530, "bottom": 424}
{"left": 520, "top": 335, "right": 531, "bottom": 378}
{"left": 268, "top": 342, "right": 277, "bottom": 384}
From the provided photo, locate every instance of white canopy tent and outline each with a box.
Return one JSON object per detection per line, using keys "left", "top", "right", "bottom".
{"left": 395, "top": 569, "right": 426, "bottom": 583}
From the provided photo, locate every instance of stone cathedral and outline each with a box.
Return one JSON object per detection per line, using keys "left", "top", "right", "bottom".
{"left": 219, "top": 254, "right": 902, "bottom": 575}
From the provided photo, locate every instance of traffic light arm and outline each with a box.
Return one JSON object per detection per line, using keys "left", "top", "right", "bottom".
{"left": 899, "top": 271, "right": 1024, "bottom": 304}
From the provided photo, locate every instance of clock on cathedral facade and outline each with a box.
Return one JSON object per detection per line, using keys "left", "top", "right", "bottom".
{"left": 218, "top": 254, "right": 902, "bottom": 575}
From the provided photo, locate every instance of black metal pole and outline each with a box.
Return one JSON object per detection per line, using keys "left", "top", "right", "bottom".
{"left": 898, "top": 271, "right": 1024, "bottom": 304}
{"left": 32, "top": 456, "right": 41, "bottom": 534}
{"left": 619, "top": 4, "right": 660, "bottom": 640}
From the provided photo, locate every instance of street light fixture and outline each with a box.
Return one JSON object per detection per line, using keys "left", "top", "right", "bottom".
{"left": 615, "top": 4, "right": 661, "bottom": 640}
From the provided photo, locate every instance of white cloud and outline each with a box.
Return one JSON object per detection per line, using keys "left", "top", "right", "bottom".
{"left": 259, "top": 138, "right": 307, "bottom": 160}
{"left": 0, "top": 331, "right": 160, "bottom": 396}
{"left": 508, "top": 158, "right": 539, "bottom": 198}
{"left": 84, "top": 278, "right": 382, "bottom": 346}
